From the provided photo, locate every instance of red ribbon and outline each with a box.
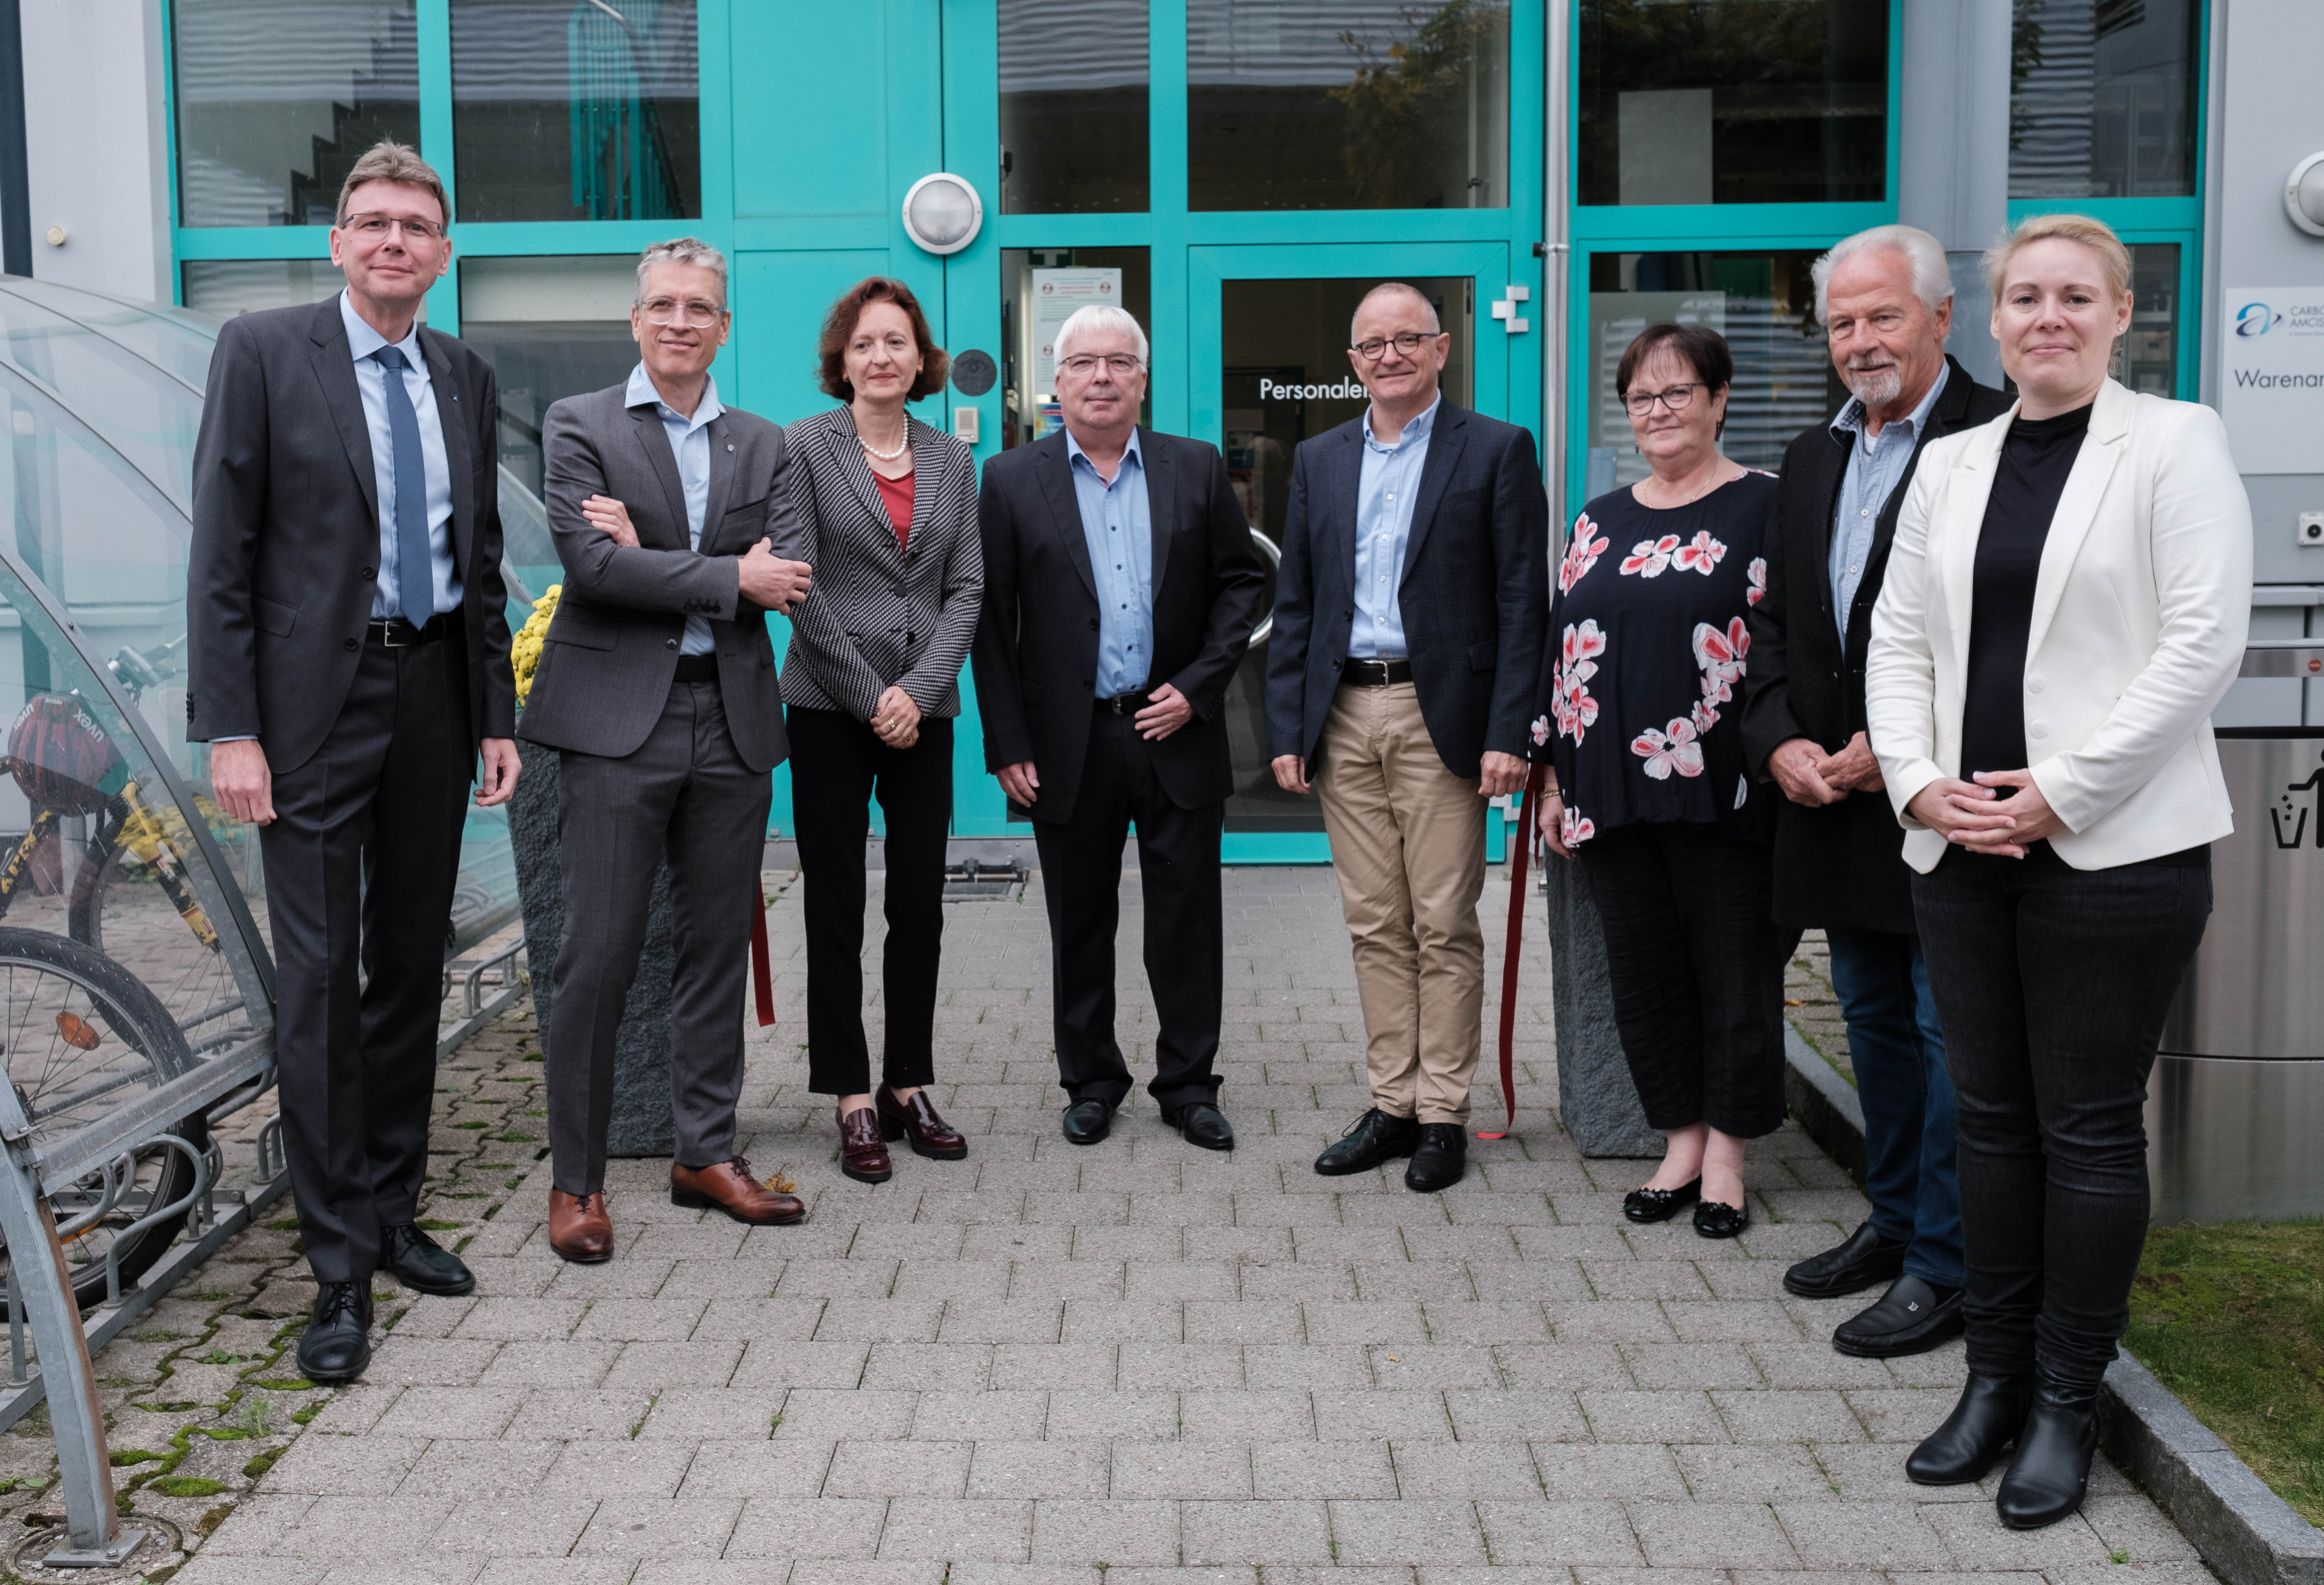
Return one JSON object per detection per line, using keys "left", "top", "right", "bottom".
{"left": 749, "top": 878, "right": 776, "bottom": 1027}
{"left": 1476, "top": 761, "right": 1545, "bottom": 1141}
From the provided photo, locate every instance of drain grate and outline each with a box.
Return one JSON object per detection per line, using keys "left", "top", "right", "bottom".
{"left": 942, "top": 857, "right": 1025, "bottom": 900}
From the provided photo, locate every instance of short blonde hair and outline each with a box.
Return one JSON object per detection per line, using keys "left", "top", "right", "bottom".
{"left": 1982, "top": 213, "right": 2133, "bottom": 301}
{"left": 335, "top": 140, "right": 449, "bottom": 228}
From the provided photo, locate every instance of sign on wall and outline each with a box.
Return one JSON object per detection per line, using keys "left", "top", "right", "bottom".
{"left": 2220, "top": 289, "right": 2324, "bottom": 474}
{"left": 1031, "top": 267, "right": 1123, "bottom": 394}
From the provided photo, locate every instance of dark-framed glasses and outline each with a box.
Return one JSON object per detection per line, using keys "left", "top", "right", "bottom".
{"left": 1058, "top": 353, "right": 1144, "bottom": 377}
{"left": 1623, "top": 382, "right": 1705, "bottom": 416}
{"left": 1350, "top": 331, "right": 1440, "bottom": 362}
{"left": 640, "top": 297, "right": 726, "bottom": 328}
{"left": 342, "top": 213, "right": 444, "bottom": 243}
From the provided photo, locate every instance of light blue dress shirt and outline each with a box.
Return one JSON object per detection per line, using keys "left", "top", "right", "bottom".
{"left": 1349, "top": 393, "right": 1440, "bottom": 660}
{"left": 1828, "top": 362, "right": 1948, "bottom": 642}
{"left": 1066, "top": 428, "right": 1153, "bottom": 698}
{"left": 338, "top": 291, "right": 459, "bottom": 622}
{"left": 626, "top": 361, "right": 723, "bottom": 657}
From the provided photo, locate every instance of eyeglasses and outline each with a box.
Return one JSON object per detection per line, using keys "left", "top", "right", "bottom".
{"left": 1623, "top": 382, "right": 1706, "bottom": 416}
{"left": 341, "top": 213, "right": 443, "bottom": 243}
{"left": 639, "top": 297, "right": 726, "bottom": 328}
{"left": 1349, "top": 331, "right": 1441, "bottom": 362}
{"left": 1058, "top": 353, "right": 1144, "bottom": 377}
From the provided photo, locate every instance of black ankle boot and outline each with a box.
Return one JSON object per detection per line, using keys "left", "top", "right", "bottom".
{"left": 1996, "top": 1372, "right": 2101, "bottom": 1529}
{"left": 1906, "top": 1371, "right": 2035, "bottom": 1485}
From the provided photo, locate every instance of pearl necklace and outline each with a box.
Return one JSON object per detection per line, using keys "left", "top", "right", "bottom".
{"left": 858, "top": 426, "right": 909, "bottom": 462}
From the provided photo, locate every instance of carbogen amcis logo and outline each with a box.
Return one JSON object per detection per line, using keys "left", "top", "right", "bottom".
{"left": 2236, "top": 302, "right": 2281, "bottom": 336}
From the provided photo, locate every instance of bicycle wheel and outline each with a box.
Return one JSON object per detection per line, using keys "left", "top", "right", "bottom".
{"left": 0, "top": 927, "right": 207, "bottom": 1311}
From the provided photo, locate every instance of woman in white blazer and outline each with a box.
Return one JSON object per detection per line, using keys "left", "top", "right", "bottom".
{"left": 1864, "top": 213, "right": 2250, "bottom": 1530}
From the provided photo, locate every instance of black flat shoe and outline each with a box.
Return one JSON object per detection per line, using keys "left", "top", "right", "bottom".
{"left": 1784, "top": 1219, "right": 1909, "bottom": 1299}
{"left": 1833, "top": 1275, "right": 1965, "bottom": 1358}
{"left": 1623, "top": 1178, "right": 1701, "bottom": 1224}
{"left": 1996, "top": 1373, "right": 2100, "bottom": 1529}
{"left": 381, "top": 1221, "right": 475, "bottom": 1297}
{"left": 1062, "top": 1098, "right": 1115, "bottom": 1146}
{"left": 1314, "top": 1108, "right": 1420, "bottom": 1176}
{"left": 1165, "top": 1101, "right": 1235, "bottom": 1151}
{"left": 1692, "top": 1198, "right": 1749, "bottom": 1238}
{"left": 1908, "top": 1371, "right": 2035, "bottom": 1485}
{"left": 1403, "top": 1123, "right": 1466, "bottom": 1192}
{"left": 296, "top": 1280, "right": 374, "bottom": 1385}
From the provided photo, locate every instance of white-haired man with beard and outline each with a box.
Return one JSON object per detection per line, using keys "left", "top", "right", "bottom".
{"left": 1739, "top": 225, "right": 2010, "bottom": 1358}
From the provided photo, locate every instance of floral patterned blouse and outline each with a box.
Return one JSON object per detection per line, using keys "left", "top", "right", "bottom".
{"left": 1529, "top": 473, "right": 1779, "bottom": 848}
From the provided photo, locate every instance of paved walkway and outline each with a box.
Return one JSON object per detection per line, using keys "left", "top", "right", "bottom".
{"left": 158, "top": 865, "right": 2202, "bottom": 1584}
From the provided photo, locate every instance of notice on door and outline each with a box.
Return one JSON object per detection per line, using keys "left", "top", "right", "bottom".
{"left": 2220, "top": 288, "right": 2324, "bottom": 474}
{"left": 1032, "top": 268, "right": 1123, "bottom": 394}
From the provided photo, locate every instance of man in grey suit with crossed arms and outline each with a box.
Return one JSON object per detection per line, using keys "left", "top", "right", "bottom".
{"left": 519, "top": 238, "right": 814, "bottom": 1261}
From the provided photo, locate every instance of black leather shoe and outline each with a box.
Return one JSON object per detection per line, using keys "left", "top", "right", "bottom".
{"left": 1692, "top": 1198, "right": 1750, "bottom": 1238}
{"left": 381, "top": 1221, "right": 475, "bottom": 1297}
{"left": 1165, "top": 1102, "right": 1234, "bottom": 1151}
{"left": 1833, "top": 1274, "right": 1965, "bottom": 1358}
{"left": 1908, "top": 1371, "right": 2035, "bottom": 1485}
{"left": 1403, "top": 1123, "right": 1467, "bottom": 1192}
{"left": 1314, "top": 1108, "right": 1420, "bottom": 1176}
{"left": 1784, "top": 1219, "right": 1909, "bottom": 1299}
{"left": 1062, "top": 1098, "right": 1115, "bottom": 1146}
{"left": 1996, "top": 1373, "right": 2101, "bottom": 1529}
{"left": 1623, "top": 1178, "right": 1701, "bottom": 1224}
{"left": 296, "top": 1280, "right": 374, "bottom": 1385}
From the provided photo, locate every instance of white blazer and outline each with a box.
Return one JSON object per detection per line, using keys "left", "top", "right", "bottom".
{"left": 1864, "top": 378, "right": 2252, "bottom": 873}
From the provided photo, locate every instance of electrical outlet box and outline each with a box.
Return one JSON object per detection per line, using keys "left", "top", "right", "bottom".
{"left": 953, "top": 407, "right": 980, "bottom": 444}
{"left": 2300, "top": 511, "right": 2324, "bottom": 547}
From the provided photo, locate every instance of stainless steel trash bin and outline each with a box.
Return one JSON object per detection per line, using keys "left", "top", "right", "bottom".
{"left": 2151, "top": 639, "right": 2324, "bottom": 1222}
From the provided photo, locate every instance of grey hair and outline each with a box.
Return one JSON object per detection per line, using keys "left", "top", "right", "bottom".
{"left": 636, "top": 236, "right": 728, "bottom": 305}
{"left": 1349, "top": 281, "right": 1442, "bottom": 344}
{"left": 1810, "top": 225, "right": 1953, "bottom": 320}
{"left": 1053, "top": 304, "right": 1149, "bottom": 367}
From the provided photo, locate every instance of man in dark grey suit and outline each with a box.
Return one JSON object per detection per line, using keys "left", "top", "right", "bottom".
{"left": 1266, "top": 282, "right": 1549, "bottom": 1194}
{"left": 189, "top": 142, "right": 519, "bottom": 1383}
{"left": 519, "top": 238, "right": 812, "bottom": 1260}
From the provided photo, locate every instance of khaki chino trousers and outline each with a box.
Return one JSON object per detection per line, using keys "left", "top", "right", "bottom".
{"left": 1314, "top": 680, "right": 1487, "bottom": 1125}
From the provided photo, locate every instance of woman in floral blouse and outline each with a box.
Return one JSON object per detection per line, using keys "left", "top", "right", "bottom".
{"left": 1532, "top": 323, "right": 1788, "bottom": 1239}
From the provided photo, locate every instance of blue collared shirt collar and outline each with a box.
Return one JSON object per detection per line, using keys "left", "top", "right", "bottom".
{"left": 1065, "top": 426, "right": 1143, "bottom": 476}
{"left": 1362, "top": 392, "right": 1442, "bottom": 452}
{"left": 626, "top": 361, "right": 724, "bottom": 433}
{"left": 1830, "top": 360, "right": 1948, "bottom": 449}
{"left": 339, "top": 289, "right": 425, "bottom": 371}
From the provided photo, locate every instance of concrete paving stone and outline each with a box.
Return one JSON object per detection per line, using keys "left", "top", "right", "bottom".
{"left": 1443, "top": 1193, "right": 1558, "bottom": 1227}
{"left": 967, "top": 1440, "right": 1113, "bottom": 1499}
{"left": 943, "top": 1567, "right": 1101, "bottom": 1585}
{"left": 1181, "top": 1299, "right": 1299, "bottom": 1342}
{"left": 1773, "top": 1500, "right": 1955, "bottom": 1568}
{"left": 261, "top": 1431, "right": 428, "bottom": 1495}
{"left": 1512, "top": 1223, "right": 1641, "bottom": 1261}
{"left": 543, "top": 1257, "right": 683, "bottom": 1299}
{"left": 1289, "top": 1227, "right": 1413, "bottom": 1264}
{"left": 568, "top": 1496, "right": 745, "bottom": 1558}
{"left": 1238, "top": 1262, "right": 1358, "bottom": 1302}
{"left": 1302, "top": 1301, "right": 1429, "bottom": 1343}
{"left": 1111, "top": 1441, "right": 1254, "bottom": 1500}
{"left": 1671, "top": 1442, "right": 1835, "bottom": 1503}
{"left": 1745, "top": 1341, "right": 1897, "bottom": 1390}
{"left": 1182, "top": 1226, "right": 1294, "bottom": 1263}
{"left": 1841, "top": 1387, "right": 1957, "bottom": 1443}
{"left": 1386, "top": 1438, "right": 1545, "bottom": 1498}
{"left": 358, "top": 1337, "right": 507, "bottom": 1387}
{"left": 938, "top": 1299, "right": 1069, "bottom": 1344}
{"left": 1492, "top": 1342, "right": 1630, "bottom": 1389}
{"left": 1176, "top": 1387, "right": 1312, "bottom": 1440}
{"left": 1028, "top": 1499, "right": 1184, "bottom": 1565}
{"left": 572, "top": 1296, "right": 714, "bottom": 1341}
{"left": 1712, "top": 1387, "right": 1868, "bottom": 1443}
{"left": 1881, "top": 1345, "right": 1970, "bottom": 1389}
{"left": 728, "top": 1340, "right": 871, "bottom": 1390}
{"left": 1620, "top": 1342, "right": 1765, "bottom": 1391}
{"left": 685, "top": 1298, "right": 827, "bottom": 1341}
{"left": 1419, "top": 1300, "right": 1554, "bottom": 1345}
{"left": 1694, "top": 1261, "right": 1800, "bottom": 1301}
{"left": 1728, "top": 1572, "right": 1893, "bottom": 1585}
{"left": 1044, "top": 1390, "right": 1180, "bottom": 1440}
{"left": 672, "top": 1438, "right": 838, "bottom": 1497}
{"left": 1062, "top": 1300, "right": 1184, "bottom": 1343}
{"left": 1442, "top": 1389, "right": 1589, "bottom": 1444}
{"left": 1125, "top": 1262, "right": 1239, "bottom": 1303}
{"left": 991, "top": 1343, "right": 1121, "bottom": 1391}
{"left": 877, "top": 1497, "right": 1039, "bottom": 1560}
{"left": 1917, "top": 1500, "right": 2113, "bottom": 1569}
{"left": 1528, "top": 1443, "right": 1689, "bottom": 1501}
{"left": 1229, "top": 1194, "right": 1345, "bottom": 1229}
{"left": 399, "top": 1436, "right": 565, "bottom": 1497}
{"left": 773, "top": 1387, "right": 919, "bottom": 1439}
{"left": 1467, "top": 1258, "right": 1595, "bottom": 1302}
{"left": 191, "top": 1490, "right": 321, "bottom": 1556}
{"left": 171, "top": 1562, "right": 331, "bottom": 1585}
{"left": 1368, "top": 1343, "right": 1503, "bottom": 1389}
{"left": 2079, "top": 1495, "right": 2204, "bottom": 1563}
{"left": 966, "top": 1225, "right": 1076, "bottom": 1262}
{"left": 1543, "top": 1302, "right": 1679, "bottom": 1343}
{"left": 638, "top": 1387, "right": 790, "bottom": 1440}
{"left": 852, "top": 1223, "right": 971, "bottom": 1260}
{"left": 605, "top": 1339, "right": 748, "bottom": 1392}
{"left": 863, "top": 1341, "right": 996, "bottom": 1391}
{"left": 2042, "top": 1563, "right": 2218, "bottom": 1585}
{"left": 372, "top": 1385, "right": 528, "bottom": 1440}
{"left": 547, "top": 1438, "right": 701, "bottom": 1496}
{"left": 892, "top": 1260, "right": 1014, "bottom": 1300}
{"left": 1180, "top": 1498, "right": 1333, "bottom": 1563}
{"left": 826, "top": 1438, "right": 973, "bottom": 1498}
{"left": 1072, "top": 1226, "right": 1191, "bottom": 1263}
{"left": 1480, "top": 1498, "right": 1655, "bottom": 1565}
{"left": 724, "top": 1496, "right": 889, "bottom": 1560}
{"left": 1120, "top": 1343, "right": 1246, "bottom": 1391}
{"left": 507, "top": 1387, "right": 658, "bottom": 1440}
{"left": 1325, "top": 1497, "right": 1489, "bottom": 1565}
{"left": 1128, "top": 1194, "right": 1234, "bottom": 1227}
{"left": 312, "top": 1567, "right": 481, "bottom": 1585}
{"left": 1399, "top": 1226, "right": 1525, "bottom": 1262}
{"left": 773, "top": 1258, "right": 903, "bottom": 1299}
{"left": 815, "top": 1299, "right": 947, "bottom": 1343}
{"left": 280, "top": 1492, "right": 460, "bottom": 1555}
{"left": 479, "top": 1339, "right": 625, "bottom": 1388}
{"left": 1251, "top": 1438, "right": 1399, "bottom": 1499}
{"left": 911, "top": 1388, "right": 1051, "bottom": 1440}
{"left": 1661, "top": 1300, "right": 1806, "bottom": 1343}
{"left": 1007, "top": 1261, "right": 1128, "bottom": 1300}
{"left": 1580, "top": 1261, "right": 1715, "bottom": 1302}
{"left": 387, "top": 1294, "right": 479, "bottom": 1338}
{"left": 1240, "top": 1342, "right": 1370, "bottom": 1388}
{"left": 1810, "top": 1442, "right": 1975, "bottom": 1503}
{"left": 1576, "top": 1390, "right": 1729, "bottom": 1445}
{"left": 427, "top": 1564, "right": 637, "bottom": 1585}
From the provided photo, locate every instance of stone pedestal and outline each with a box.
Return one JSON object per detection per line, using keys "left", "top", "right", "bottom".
{"left": 510, "top": 749, "right": 677, "bottom": 1158}
{"left": 1541, "top": 854, "right": 1664, "bottom": 1158}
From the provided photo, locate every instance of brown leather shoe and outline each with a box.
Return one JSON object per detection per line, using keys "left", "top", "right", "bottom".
{"left": 837, "top": 1106, "right": 893, "bottom": 1184}
{"left": 878, "top": 1085, "right": 967, "bottom": 1160}
{"left": 670, "top": 1157, "right": 806, "bottom": 1225}
{"left": 548, "top": 1189, "right": 613, "bottom": 1263}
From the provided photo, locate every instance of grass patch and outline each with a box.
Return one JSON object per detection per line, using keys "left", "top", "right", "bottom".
{"left": 2124, "top": 1219, "right": 2324, "bottom": 1526}
{"left": 452, "top": 1120, "right": 494, "bottom": 1131}
{"left": 149, "top": 1476, "right": 228, "bottom": 1498}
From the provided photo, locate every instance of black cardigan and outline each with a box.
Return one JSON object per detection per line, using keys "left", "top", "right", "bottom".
{"left": 1739, "top": 356, "right": 2013, "bottom": 934}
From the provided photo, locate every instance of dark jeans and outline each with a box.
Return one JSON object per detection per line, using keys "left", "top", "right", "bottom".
{"left": 1578, "top": 822, "right": 1788, "bottom": 1138}
{"left": 1912, "top": 844, "right": 2211, "bottom": 1385}
{"left": 1825, "top": 925, "right": 1962, "bottom": 1287}
{"left": 787, "top": 708, "right": 953, "bottom": 1098}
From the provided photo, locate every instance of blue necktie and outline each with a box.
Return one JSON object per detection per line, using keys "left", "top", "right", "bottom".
{"left": 372, "top": 345, "right": 435, "bottom": 624}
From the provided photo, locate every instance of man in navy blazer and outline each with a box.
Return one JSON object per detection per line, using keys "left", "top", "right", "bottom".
{"left": 1265, "top": 282, "right": 1548, "bottom": 1192}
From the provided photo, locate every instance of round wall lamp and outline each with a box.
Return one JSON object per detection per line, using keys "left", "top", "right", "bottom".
{"left": 902, "top": 173, "right": 983, "bottom": 256}
{"left": 2288, "top": 152, "right": 2324, "bottom": 238}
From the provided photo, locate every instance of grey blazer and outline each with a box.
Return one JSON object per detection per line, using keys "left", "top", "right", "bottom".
{"left": 780, "top": 406, "right": 983, "bottom": 721}
{"left": 517, "top": 382, "right": 807, "bottom": 773}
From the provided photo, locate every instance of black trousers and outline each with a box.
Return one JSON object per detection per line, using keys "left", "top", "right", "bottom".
{"left": 1913, "top": 844, "right": 2211, "bottom": 1386}
{"left": 547, "top": 680, "right": 772, "bottom": 1196}
{"left": 260, "top": 635, "right": 471, "bottom": 1285}
{"left": 1034, "top": 707, "right": 1224, "bottom": 1114}
{"left": 1576, "top": 822, "right": 1788, "bottom": 1138}
{"left": 787, "top": 708, "right": 952, "bottom": 1097}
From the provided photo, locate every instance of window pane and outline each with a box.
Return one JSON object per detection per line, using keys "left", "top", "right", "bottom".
{"left": 2118, "top": 242, "right": 2180, "bottom": 396}
{"left": 2010, "top": 0, "right": 2199, "bottom": 198}
{"left": 172, "top": 0, "right": 421, "bottom": 227}
{"left": 182, "top": 260, "right": 350, "bottom": 320}
{"left": 999, "top": 0, "right": 1148, "bottom": 214}
{"left": 999, "top": 248, "right": 1153, "bottom": 451}
{"left": 1584, "top": 251, "right": 1846, "bottom": 494}
{"left": 1579, "top": 0, "right": 1888, "bottom": 206}
{"left": 450, "top": 0, "right": 701, "bottom": 223}
{"left": 1188, "top": 0, "right": 1510, "bottom": 212}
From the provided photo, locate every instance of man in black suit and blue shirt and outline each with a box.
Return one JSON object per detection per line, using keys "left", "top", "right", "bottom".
{"left": 188, "top": 143, "right": 519, "bottom": 1383}
{"left": 1267, "top": 282, "right": 1549, "bottom": 1193}
{"left": 971, "top": 305, "right": 1265, "bottom": 1151}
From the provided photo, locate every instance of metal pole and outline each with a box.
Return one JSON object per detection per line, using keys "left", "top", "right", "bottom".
{"left": 1543, "top": 0, "right": 1571, "bottom": 529}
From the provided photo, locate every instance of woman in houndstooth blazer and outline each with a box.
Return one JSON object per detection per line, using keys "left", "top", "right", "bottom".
{"left": 783, "top": 277, "right": 983, "bottom": 1185}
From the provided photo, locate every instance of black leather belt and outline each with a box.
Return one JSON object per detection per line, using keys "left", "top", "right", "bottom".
{"left": 1340, "top": 658, "right": 1412, "bottom": 687}
{"left": 672, "top": 654, "right": 719, "bottom": 683}
{"left": 367, "top": 613, "right": 448, "bottom": 647}
{"left": 1097, "top": 691, "right": 1153, "bottom": 715}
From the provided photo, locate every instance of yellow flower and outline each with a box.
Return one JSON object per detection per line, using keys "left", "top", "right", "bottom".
{"left": 512, "top": 584, "right": 561, "bottom": 706}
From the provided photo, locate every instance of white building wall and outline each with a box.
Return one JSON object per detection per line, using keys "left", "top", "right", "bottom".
{"left": 19, "top": 0, "right": 171, "bottom": 303}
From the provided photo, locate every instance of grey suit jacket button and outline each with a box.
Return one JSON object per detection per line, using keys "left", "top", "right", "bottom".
{"left": 343, "top": 637, "right": 358, "bottom": 651}
{"left": 360, "top": 565, "right": 376, "bottom": 580}
{"left": 666, "top": 638, "right": 679, "bottom": 650}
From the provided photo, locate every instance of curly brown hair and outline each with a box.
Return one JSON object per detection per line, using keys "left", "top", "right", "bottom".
{"left": 816, "top": 277, "right": 950, "bottom": 402}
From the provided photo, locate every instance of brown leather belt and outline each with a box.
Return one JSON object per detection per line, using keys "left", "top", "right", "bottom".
{"left": 1340, "top": 658, "right": 1413, "bottom": 687}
